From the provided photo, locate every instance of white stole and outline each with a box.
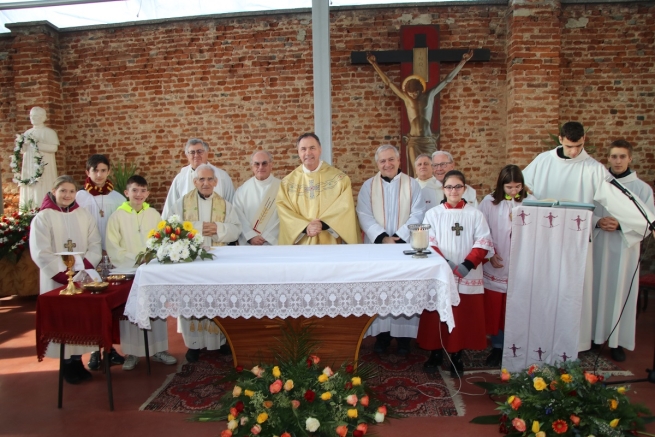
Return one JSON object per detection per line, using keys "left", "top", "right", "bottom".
{"left": 371, "top": 172, "right": 412, "bottom": 231}
{"left": 251, "top": 181, "right": 278, "bottom": 234}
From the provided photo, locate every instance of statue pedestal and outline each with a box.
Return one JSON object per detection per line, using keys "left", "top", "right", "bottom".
{"left": 0, "top": 254, "right": 39, "bottom": 296}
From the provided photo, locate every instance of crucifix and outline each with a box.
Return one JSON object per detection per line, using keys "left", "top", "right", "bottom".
{"left": 64, "top": 239, "right": 76, "bottom": 252}
{"left": 451, "top": 223, "right": 464, "bottom": 236}
{"left": 351, "top": 26, "right": 490, "bottom": 176}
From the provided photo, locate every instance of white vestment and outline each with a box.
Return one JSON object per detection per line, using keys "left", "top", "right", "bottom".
{"left": 479, "top": 194, "right": 534, "bottom": 293}
{"left": 161, "top": 163, "right": 235, "bottom": 219}
{"left": 523, "top": 147, "right": 655, "bottom": 350}
{"left": 29, "top": 206, "right": 102, "bottom": 358}
{"left": 423, "top": 203, "right": 494, "bottom": 295}
{"left": 417, "top": 176, "right": 440, "bottom": 213}
{"left": 592, "top": 172, "right": 655, "bottom": 350}
{"left": 357, "top": 173, "right": 425, "bottom": 338}
{"left": 19, "top": 126, "right": 58, "bottom": 209}
{"left": 106, "top": 203, "right": 170, "bottom": 356}
{"left": 173, "top": 192, "right": 241, "bottom": 350}
{"left": 76, "top": 190, "right": 126, "bottom": 250}
{"left": 430, "top": 179, "right": 478, "bottom": 208}
{"left": 232, "top": 175, "right": 281, "bottom": 246}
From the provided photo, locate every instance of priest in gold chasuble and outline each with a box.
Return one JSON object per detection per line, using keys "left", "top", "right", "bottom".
{"left": 276, "top": 133, "right": 360, "bottom": 245}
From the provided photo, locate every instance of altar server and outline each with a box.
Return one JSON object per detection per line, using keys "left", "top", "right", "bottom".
{"left": 162, "top": 138, "right": 235, "bottom": 219}
{"left": 478, "top": 165, "right": 534, "bottom": 367}
{"left": 522, "top": 122, "right": 655, "bottom": 352}
{"left": 592, "top": 140, "right": 655, "bottom": 361}
{"left": 75, "top": 154, "right": 126, "bottom": 250}
{"left": 232, "top": 150, "right": 281, "bottom": 246}
{"left": 169, "top": 164, "right": 241, "bottom": 362}
{"left": 417, "top": 170, "right": 493, "bottom": 375}
{"left": 105, "top": 175, "right": 177, "bottom": 370}
{"left": 357, "top": 144, "right": 425, "bottom": 355}
{"left": 29, "top": 175, "right": 101, "bottom": 384}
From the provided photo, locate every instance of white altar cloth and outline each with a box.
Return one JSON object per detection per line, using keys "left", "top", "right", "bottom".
{"left": 124, "top": 244, "right": 458, "bottom": 331}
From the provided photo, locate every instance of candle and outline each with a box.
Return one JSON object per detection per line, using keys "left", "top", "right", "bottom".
{"left": 411, "top": 229, "right": 429, "bottom": 250}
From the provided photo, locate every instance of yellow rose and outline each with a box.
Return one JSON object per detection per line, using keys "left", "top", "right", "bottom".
{"left": 533, "top": 377, "right": 547, "bottom": 391}
{"left": 182, "top": 221, "right": 193, "bottom": 231}
{"left": 507, "top": 395, "right": 515, "bottom": 404}
{"left": 617, "top": 386, "right": 626, "bottom": 394}
{"left": 147, "top": 229, "right": 155, "bottom": 238}
{"left": 609, "top": 399, "right": 618, "bottom": 410}
{"left": 610, "top": 418, "right": 620, "bottom": 428}
{"left": 318, "top": 374, "right": 329, "bottom": 383}
{"left": 232, "top": 386, "right": 242, "bottom": 397}
{"left": 272, "top": 366, "right": 281, "bottom": 378}
{"left": 257, "top": 412, "right": 268, "bottom": 424}
{"left": 321, "top": 392, "right": 332, "bottom": 400}
{"left": 532, "top": 421, "right": 540, "bottom": 433}
{"left": 535, "top": 432, "right": 546, "bottom": 437}
{"left": 157, "top": 220, "right": 166, "bottom": 230}
{"left": 560, "top": 374, "right": 573, "bottom": 383}
{"left": 244, "top": 389, "right": 255, "bottom": 397}
{"left": 227, "top": 414, "right": 235, "bottom": 421}
{"left": 284, "top": 380, "right": 294, "bottom": 391}
{"left": 351, "top": 377, "right": 362, "bottom": 386}
{"left": 347, "top": 409, "right": 358, "bottom": 418}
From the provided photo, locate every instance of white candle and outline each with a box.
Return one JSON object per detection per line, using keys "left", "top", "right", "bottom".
{"left": 412, "top": 229, "right": 429, "bottom": 250}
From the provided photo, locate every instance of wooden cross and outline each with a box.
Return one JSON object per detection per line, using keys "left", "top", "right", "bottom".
{"left": 64, "top": 239, "right": 76, "bottom": 252}
{"left": 451, "top": 223, "right": 464, "bottom": 236}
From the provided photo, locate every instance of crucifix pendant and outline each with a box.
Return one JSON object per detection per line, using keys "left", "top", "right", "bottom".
{"left": 451, "top": 222, "right": 463, "bottom": 236}
{"left": 100, "top": 210, "right": 104, "bottom": 217}
{"left": 64, "top": 239, "right": 76, "bottom": 252}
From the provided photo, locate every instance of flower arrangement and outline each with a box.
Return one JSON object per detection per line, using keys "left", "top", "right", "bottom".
{"left": 0, "top": 208, "right": 38, "bottom": 262}
{"left": 194, "top": 324, "right": 391, "bottom": 437}
{"left": 135, "top": 215, "right": 214, "bottom": 264}
{"left": 471, "top": 361, "right": 653, "bottom": 436}
{"left": 10, "top": 134, "right": 45, "bottom": 186}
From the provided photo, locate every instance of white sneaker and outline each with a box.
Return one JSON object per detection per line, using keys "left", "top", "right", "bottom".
{"left": 122, "top": 354, "right": 139, "bottom": 371}
{"left": 151, "top": 351, "right": 177, "bottom": 365}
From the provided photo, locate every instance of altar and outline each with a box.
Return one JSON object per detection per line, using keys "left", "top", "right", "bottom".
{"left": 125, "top": 244, "right": 458, "bottom": 367}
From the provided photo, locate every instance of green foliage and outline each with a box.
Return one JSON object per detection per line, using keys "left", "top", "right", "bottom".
{"left": 111, "top": 161, "right": 137, "bottom": 195}
{"left": 471, "top": 361, "right": 653, "bottom": 436}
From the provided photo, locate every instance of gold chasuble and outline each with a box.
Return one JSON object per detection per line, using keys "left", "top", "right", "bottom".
{"left": 182, "top": 189, "right": 227, "bottom": 247}
{"left": 276, "top": 162, "right": 360, "bottom": 245}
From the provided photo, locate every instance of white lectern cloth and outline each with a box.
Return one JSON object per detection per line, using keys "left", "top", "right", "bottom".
{"left": 503, "top": 206, "right": 592, "bottom": 372}
{"left": 125, "top": 244, "right": 458, "bottom": 331}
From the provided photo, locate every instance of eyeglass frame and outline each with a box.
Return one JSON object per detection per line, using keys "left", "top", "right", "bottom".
{"left": 443, "top": 184, "right": 465, "bottom": 191}
{"left": 186, "top": 149, "right": 206, "bottom": 156}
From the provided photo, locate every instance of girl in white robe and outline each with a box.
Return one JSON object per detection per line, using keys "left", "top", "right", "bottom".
{"left": 29, "top": 175, "right": 102, "bottom": 384}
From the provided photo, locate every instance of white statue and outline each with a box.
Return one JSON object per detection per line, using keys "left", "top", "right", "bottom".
{"left": 19, "top": 107, "right": 59, "bottom": 208}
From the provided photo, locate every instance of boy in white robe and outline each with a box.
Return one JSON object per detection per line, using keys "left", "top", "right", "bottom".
{"left": 105, "top": 175, "right": 177, "bottom": 370}
{"left": 357, "top": 145, "right": 425, "bottom": 355}
{"left": 233, "top": 150, "right": 281, "bottom": 246}
{"left": 592, "top": 140, "right": 655, "bottom": 361}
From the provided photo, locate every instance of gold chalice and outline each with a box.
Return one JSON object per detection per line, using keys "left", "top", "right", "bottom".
{"left": 56, "top": 252, "right": 84, "bottom": 295}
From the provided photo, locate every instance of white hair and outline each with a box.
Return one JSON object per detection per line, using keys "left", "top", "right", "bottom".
{"left": 250, "top": 150, "right": 273, "bottom": 164}
{"left": 375, "top": 144, "right": 399, "bottom": 162}
{"left": 431, "top": 150, "right": 454, "bottom": 163}
{"left": 193, "top": 164, "right": 216, "bottom": 179}
{"left": 185, "top": 138, "right": 209, "bottom": 154}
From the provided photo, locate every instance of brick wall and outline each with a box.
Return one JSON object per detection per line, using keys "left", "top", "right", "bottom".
{"left": 1, "top": 2, "right": 654, "bottom": 214}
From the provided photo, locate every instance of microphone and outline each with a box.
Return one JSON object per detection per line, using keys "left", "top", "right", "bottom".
{"left": 605, "top": 174, "right": 655, "bottom": 231}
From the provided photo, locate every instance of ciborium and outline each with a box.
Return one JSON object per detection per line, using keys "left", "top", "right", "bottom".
{"left": 408, "top": 224, "right": 431, "bottom": 259}
{"left": 55, "top": 252, "right": 84, "bottom": 295}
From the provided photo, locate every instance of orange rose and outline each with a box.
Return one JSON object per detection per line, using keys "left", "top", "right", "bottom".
{"left": 501, "top": 369, "right": 510, "bottom": 382}
{"left": 584, "top": 372, "right": 598, "bottom": 384}
{"left": 512, "top": 418, "right": 526, "bottom": 432}
{"left": 165, "top": 225, "right": 172, "bottom": 234}
{"left": 508, "top": 395, "right": 522, "bottom": 410}
{"left": 291, "top": 400, "right": 300, "bottom": 409}
{"left": 263, "top": 400, "right": 273, "bottom": 408}
{"left": 570, "top": 414, "right": 580, "bottom": 426}
{"left": 270, "top": 379, "right": 283, "bottom": 394}
{"left": 220, "top": 430, "right": 233, "bottom": 437}
{"left": 281, "top": 433, "right": 291, "bottom": 437}
{"left": 169, "top": 233, "right": 177, "bottom": 241}
{"left": 356, "top": 423, "right": 368, "bottom": 435}
{"left": 549, "top": 380, "right": 558, "bottom": 390}
{"left": 361, "top": 395, "right": 370, "bottom": 407}
{"left": 527, "top": 364, "right": 538, "bottom": 375}
{"left": 336, "top": 425, "right": 348, "bottom": 437}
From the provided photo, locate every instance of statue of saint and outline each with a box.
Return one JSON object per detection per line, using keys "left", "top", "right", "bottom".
{"left": 19, "top": 107, "right": 59, "bottom": 208}
{"left": 367, "top": 50, "right": 473, "bottom": 174}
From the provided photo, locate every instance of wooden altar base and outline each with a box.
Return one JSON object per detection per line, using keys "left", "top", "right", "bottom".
{"left": 213, "top": 314, "right": 376, "bottom": 368}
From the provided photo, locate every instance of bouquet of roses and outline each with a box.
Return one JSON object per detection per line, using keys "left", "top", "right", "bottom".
{"left": 135, "top": 214, "right": 214, "bottom": 264}
{"left": 0, "top": 207, "right": 38, "bottom": 261}
{"left": 471, "top": 361, "right": 653, "bottom": 436}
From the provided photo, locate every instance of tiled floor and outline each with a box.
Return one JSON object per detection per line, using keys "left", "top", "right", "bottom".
{"left": 1, "top": 293, "right": 654, "bottom": 437}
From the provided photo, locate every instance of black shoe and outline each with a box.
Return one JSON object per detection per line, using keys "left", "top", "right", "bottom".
{"left": 88, "top": 351, "right": 101, "bottom": 371}
{"left": 485, "top": 348, "right": 503, "bottom": 367}
{"left": 449, "top": 351, "right": 464, "bottom": 377}
{"left": 63, "top": 361, "right": 81, "bottom": 384}
{"left": 219, "top": 343, "right": 232, "bottom": 356}
{"left": 71, "top": 359, "right": 92, "bottom": 381}
{"left": 185, "top": 348, "right": 200, "bottom": 363}
{"left": 423, "top": 349, "right": 443, "bottom": 373}
{"left": 591, "top": 341, "right": 602, "bottom": 350}
{"left": 396, "top": 337, "right": 411, "bottom": 356}
{"left": 108, "top": 348, "right": 125, "bottom": 365}
{"left": 610, "top": 346, "right": 626, "bottom": 362}
{"left": 373, "top": 332, "right": 391, "bottom": 354}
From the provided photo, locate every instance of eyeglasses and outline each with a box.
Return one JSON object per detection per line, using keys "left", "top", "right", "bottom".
{"left": 431, "top": 162, "right": 452, "bottom": 168}
{"left": 252, "top": 161, "right": 269, "bottom": 167}
{"left": 187, "top": 150, "right": 205, "bottom": 156}
{"left": 443, "top": 185, "right": 465, "bottom": 191}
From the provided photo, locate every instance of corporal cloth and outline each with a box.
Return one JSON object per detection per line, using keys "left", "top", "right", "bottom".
{"left": 76, "top": 189, "right": 126, "bottom": 250}
{"left": 233, "top": 175, "right": 281, "bottom": 246}
{"left": 161, "top": 163, "right": 235, "bottom": 219}
{"left": 357, "top": 172, "right": 425, "bottom": 337}
{"left": 503, "top": 205, "right": 592, "bottom": 372}
{"left": 276, "top": 162, "right": 360, "bottom": 245}
{"left": 105, "top": 202, "right": 170, "bottom": 356}
{"left": 592, "top": 172, "right": 655, "bottom": 350}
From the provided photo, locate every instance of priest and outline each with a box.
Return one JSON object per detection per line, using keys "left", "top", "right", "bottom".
{"left": 232, "top": 150, "right": 281, "bottom": 246}
{"left": 414, "top": 153, "right": 440, "bottom": 212}
{"left": 276, "top": 133, "right": 360, "bottom": 245}
{"left": 431, "top": 151, "right": 478, "bottom": 207}
{"left": 161, "top": 138, "right": 235, "bottom": 219}
{"left": 591, "top": 140, "right": 655, "bottom": 361}
{"left": 522, "top": 122, "right": 655, "bottom": 352}
{"left": 357, "top": 145, "right": 425, "bottom": 355}
{"left": 169, "top": 164, "right": 241, "bottom": 362}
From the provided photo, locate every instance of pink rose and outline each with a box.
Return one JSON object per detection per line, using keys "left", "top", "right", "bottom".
{"left": 377, "top": 405, "right": 387, "bottom": 415}
{"left": 291, "top": 400, "right": 300, "bottom": 409}
{"left": 270, "top": 379, "right": 283, "bottom": 394}
{"left": 251, "top": 365, "right": 264, "bottom": 377}
{"left": 346, "top": 394, "right": 358, "bottom": 406}
{"left": 360, "top": 395, "right": 370, "bottom": 407}
{"left": 323, "top": 366, "right": 334, "bottom": 377}
{"left": 512, "top": 418, "right": 526, "bottom": 432}
{"left": 309, "top": 354, "right": 320, "bottom": 365}
{"left": 250, "top": 424, "right": 262, "bottom": 435}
